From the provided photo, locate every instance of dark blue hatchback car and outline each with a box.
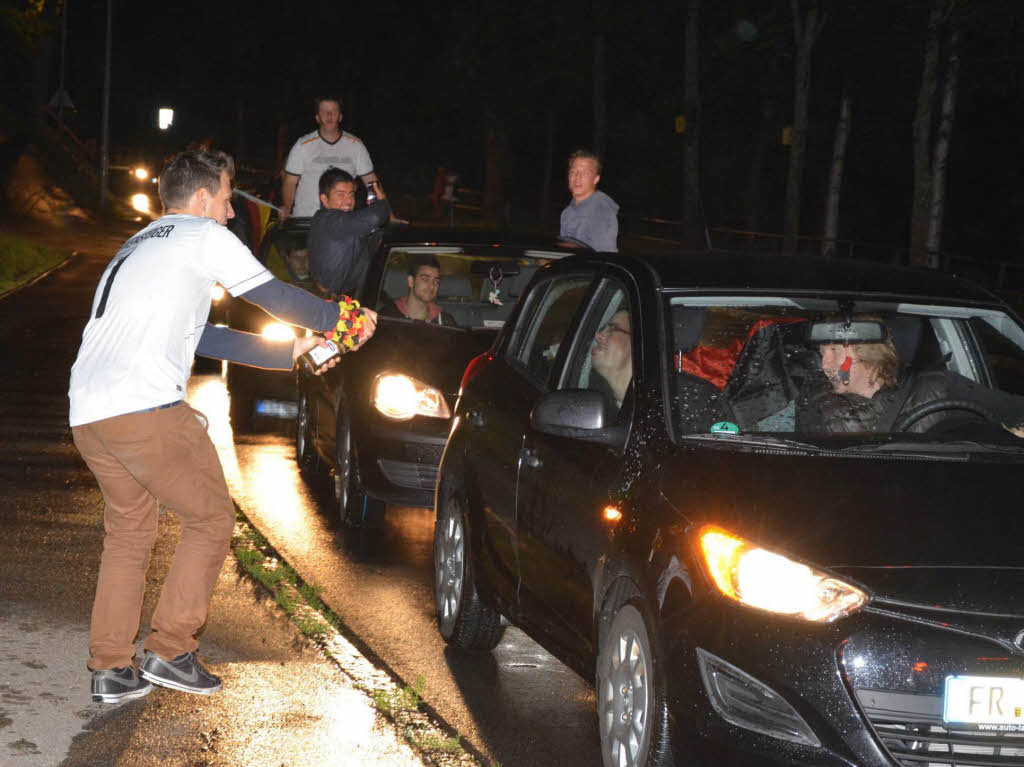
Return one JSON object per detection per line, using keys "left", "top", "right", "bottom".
{"left": 434, "top": 250, "right": 1024, "bottom": 766}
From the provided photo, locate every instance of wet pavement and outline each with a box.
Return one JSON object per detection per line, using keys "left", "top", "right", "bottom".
{"left": 0, "top": 218, "right": 428, "bottom": 767}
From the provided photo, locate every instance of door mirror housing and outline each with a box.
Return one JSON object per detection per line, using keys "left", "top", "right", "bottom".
{"left": 531, "top": 389, "right": 625, "bottom": 444}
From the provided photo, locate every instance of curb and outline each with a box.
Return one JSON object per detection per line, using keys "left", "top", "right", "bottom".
{"left": 229, "top": 504, "right": 492, "bottom": 767}
{"left": 0, "top": 253, "right": 74, "bottom": 301}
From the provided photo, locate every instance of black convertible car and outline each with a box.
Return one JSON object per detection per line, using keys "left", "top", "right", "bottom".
{"left": 294, "top": 228, "right": 575, "bottom": 525}
{"left": 434, "top": 250, "right": 1024, "bottom": 766}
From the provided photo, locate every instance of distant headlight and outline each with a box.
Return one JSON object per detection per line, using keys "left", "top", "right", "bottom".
{"left": 210, "top": 284, "right": 226, "bottom": 302}
{"left": 261, "top": 322, "right": 296, "bottom": 341}
{"left": 133, "top": 167, "right": 150, "bottom": 181}
{"left": 130, "top": 193, "right": 150, "bottom": 213}
{"left": 698, "top": 526, "right": 867, "bottom": 622}
{"left": 373, "top": 373, "right": 450, "bottom": 421}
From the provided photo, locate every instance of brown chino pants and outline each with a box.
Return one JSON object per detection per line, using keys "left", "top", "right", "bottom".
{"left": 72, "top": 402, "right": 235, "bottom": 670}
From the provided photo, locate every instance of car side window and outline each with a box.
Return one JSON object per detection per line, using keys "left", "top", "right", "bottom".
{"left": 561, "top": 281, "right": 635, "bottom": 417}
{"left": 510, "top": 275, "right": 593, "bottom": 388}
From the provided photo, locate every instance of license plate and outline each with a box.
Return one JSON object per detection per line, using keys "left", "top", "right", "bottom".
{"left": 944, "top": 675, "right": 1024, "bottom": 729}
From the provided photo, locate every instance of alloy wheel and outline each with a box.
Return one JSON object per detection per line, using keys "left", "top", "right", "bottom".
{"left": 599, "top": 608, "right": 652, "bottom": 767}
{"left": 296, "top": 393, "right": 311, "bottom": 467}
{"left": 333, "top": 420, "right": 353, "bottom": 523}
{"left": 434, "top": 513, "right": 465, "bottom": 633}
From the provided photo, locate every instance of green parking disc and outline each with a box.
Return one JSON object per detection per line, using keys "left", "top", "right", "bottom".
{"left": 710, "top": 421, "right": 740, "bottom": 435}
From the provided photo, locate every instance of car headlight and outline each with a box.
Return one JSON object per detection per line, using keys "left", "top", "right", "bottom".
{"left": 211, "top": 284, "right": 226, "bottom": 302}
{"left": 261, "top": 322, "right": 296, "bottom": 341}
{"left": 373, "top": 373, "right": 450, "bottom": 421}
{"left": 133, "top": 166, "right": 150, "bottom": 181}
{"left": 130, "top": 193, "right": 150, "bottom": 213}
{"left": 698, "top": 526, "right": 867, "bottom": 622}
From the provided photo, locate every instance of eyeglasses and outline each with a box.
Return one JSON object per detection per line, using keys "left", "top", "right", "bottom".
{"left": 597, "top": 322, "right": 630, "bottom": 336}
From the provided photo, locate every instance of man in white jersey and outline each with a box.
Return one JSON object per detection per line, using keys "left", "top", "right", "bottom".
{"left": 70, "top": 149, "right": 377, "bottom": 704}
{"left": 279, "top": 96, "right": 381, "bottom": 220}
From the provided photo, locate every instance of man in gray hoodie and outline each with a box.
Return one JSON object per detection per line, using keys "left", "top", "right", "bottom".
{"left": 559, "top": 149, "right": 619, "bottom": 252}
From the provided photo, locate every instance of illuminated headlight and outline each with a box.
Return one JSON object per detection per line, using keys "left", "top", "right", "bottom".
{"left": 698, "top": 526, "right": 867, "bottom": 622}
{"left": 373, "top": 373, "right": 450, "bottom": 421}
{"left": 131, "top": 193, "right": 150, "bottom": 213}
{"left": 210, "top": 284, "right": 226, "bottom": 302}
{"left": 261, "top": 322, "right": 296, "bottom": 341}
{"left": 133, "top": 166, "right": 150, "bottom": 181}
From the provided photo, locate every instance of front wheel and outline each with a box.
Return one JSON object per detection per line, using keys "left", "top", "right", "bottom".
{"left": 295, "top": 391, "right": 319, "bottom": 473}
{"left": 597, "top": 596, "right": 674, "bottom": 767}
{"left": 333, "top": 413, "right": 384, "bottom": 528}
{"left": 433, "top": 501, "right": 505, "bottom": 651}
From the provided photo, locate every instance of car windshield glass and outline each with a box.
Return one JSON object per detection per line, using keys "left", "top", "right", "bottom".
{"left": 375, "top": 248, "right": 560, "bottom": 329}
{"left": 664, "top": 295, "right": 1024, "bottom": 447}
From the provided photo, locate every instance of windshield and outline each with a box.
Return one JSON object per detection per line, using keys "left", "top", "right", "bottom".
{"left": 375, "top": 248, "right": 561, "bottom": 329}
{"left": 665, "top": 295, "right": 1024, "bottom": 446}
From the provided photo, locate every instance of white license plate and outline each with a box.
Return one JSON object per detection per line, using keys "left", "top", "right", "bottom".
{"left": 944, "top": 675, "right": 1024, "bottom": 728}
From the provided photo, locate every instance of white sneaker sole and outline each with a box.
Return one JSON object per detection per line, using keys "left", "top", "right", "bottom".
{"left": 139, "top": 668, "right": 221, "bottom": 695}
{"left": 91, "top": 683, "right": 153, "bottom": 704}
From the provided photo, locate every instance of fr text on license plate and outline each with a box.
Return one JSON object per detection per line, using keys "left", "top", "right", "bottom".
{"left": 944, "top": 675, "right": 1024, "bottom": 727}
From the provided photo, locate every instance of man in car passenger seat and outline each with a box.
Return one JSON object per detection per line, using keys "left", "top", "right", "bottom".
{"left": 379, "top": 254, "right": 456, "bottom": 325}
{"left": 69, "top": 149, "right": 377, "bottom": 705}
{"left": 309, "top": 167, "right": 391, "bottom": 298}
{"left": 279, "top": 96, "right": 381, "bottom": 221}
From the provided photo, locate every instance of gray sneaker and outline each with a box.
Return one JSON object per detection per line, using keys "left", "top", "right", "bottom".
{"left": 139, "top": 651, "right": 221, "bottom": 695}
{"left": 91, "top": 666, "right": 153, "bottom": 704}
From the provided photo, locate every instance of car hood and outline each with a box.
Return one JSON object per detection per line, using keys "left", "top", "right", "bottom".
{"left": 368, "top": 319, "right": 496, "bottom": 398}
{"left": 658, "top": 446, "right": 1024, "bottom": 612}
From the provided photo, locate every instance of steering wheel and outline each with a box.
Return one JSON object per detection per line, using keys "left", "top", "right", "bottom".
{"left": 892, "top": 398, "right": 998, "bottom": 433}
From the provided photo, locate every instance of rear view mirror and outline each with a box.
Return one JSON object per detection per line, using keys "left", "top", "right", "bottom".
{"left": 808, "top": 321, "right": 887, "bottom": 344}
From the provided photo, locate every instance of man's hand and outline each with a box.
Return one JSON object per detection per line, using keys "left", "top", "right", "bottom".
{"left": 350, "top": 308, "right": 378, "bottom": 351}
{"left": 292, "top": 335, "right": 338, "bottom": 374}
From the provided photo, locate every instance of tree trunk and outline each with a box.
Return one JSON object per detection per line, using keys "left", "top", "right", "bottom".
{"left": 822, "top": 94, "right": 851, "bottom": 259}
{"left": 926, "top": 28, "right": 960, "bottom": 268}
{"left": 682, "top": 0, "right": 705, "bottom": 248}
{"left": 593, "top": 34, "right": 607, "bottom": 158}
{"left": 483, "top": 113, "right": 507, "bottom": 227}
{"left": 909, "top": 0, "right": 948, "bottom": 267}
{"left": 782, "top": 1, "right": 824, "bottom": 256}
{"left": 745, "top": 101, "right": 775, "bottom": 231}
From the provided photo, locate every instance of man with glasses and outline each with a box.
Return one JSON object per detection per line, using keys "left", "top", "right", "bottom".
{"left": 380, "top": 254, "right": 456, "bottom": 325}
{"left": 591, "top": 309, "right": 632, "bottom": 407}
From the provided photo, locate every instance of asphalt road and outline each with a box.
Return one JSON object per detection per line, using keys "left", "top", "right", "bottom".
{"left": 198, "top": 374, "right": 604, "bottom": 766}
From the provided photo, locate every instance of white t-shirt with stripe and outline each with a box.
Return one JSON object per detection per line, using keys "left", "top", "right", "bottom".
{"left": 284, "top": 130, "right": 374, "bottom": 217}
{"left": 69, "top": 214, "right": 273, "bottom": 426}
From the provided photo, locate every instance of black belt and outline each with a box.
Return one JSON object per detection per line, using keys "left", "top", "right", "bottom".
{"left": 126, "top": 400, "right": 183, "bottom": 415}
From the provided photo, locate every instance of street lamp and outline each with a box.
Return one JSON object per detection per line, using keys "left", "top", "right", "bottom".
{"left": 159, "top": 108, "right": 174, "bottom": 130}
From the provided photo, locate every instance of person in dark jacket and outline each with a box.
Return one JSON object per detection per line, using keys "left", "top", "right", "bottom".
{"left": 308, "top": 167, "right": 390, "bottom": 298}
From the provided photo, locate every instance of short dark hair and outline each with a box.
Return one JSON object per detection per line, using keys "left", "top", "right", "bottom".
{"left": 318, "top": 167, "right": 355, "bottom": 198}
{"left": 568, "top": 148, "right": 602, "bottom": 176}
{"left": 314, "top": 96, "right": 343, "bottom": 113}
{"left": 408, "top": 254, "right": 441, "bottom": 278}
{"left": 159, "top": 149, "right": 234, "bottom": 209}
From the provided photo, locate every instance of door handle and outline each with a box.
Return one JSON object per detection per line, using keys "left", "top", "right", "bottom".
{"left": 467, "top": 409, "right": 485, "bottom": 428}
{"left": 520, "top": 447, "right": 542, "bottom": 469}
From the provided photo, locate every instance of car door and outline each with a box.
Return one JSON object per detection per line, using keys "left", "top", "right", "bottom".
{"left": 514, "top": 278, "right": 637, "bottom": 661}
{"left": 461, "top": 273, "right": 597, "bottom": 614}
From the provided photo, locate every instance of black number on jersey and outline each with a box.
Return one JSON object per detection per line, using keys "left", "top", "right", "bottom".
{"left": 94, "top": 251, "right": 133, "bottom": 319}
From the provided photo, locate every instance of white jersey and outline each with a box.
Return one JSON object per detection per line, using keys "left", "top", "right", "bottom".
{"left": 284, "top": 130, "right": 374, "bottom": 217}
{"left": 69, "top": 214, "right": 273, "bottom": 426}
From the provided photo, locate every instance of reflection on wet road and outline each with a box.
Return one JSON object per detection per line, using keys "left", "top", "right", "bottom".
{"left": 188, "top": 374, "right": 601, "bottom": 766}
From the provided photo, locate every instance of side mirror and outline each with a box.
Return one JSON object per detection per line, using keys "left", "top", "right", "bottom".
{"left": 531, "top": 389, "right": 624, "bottom": 444}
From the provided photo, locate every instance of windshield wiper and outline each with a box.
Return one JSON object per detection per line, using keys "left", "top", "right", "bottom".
{"left": 681, "top": 433, "right": 822, "bottom": 453}
{"left": 841, "top": 439, "right": 1024, "bottom": 457}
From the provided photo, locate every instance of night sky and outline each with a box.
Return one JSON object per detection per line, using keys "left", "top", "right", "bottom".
{"left": 26, "top": 0, "right": 1024, "bottom": 260}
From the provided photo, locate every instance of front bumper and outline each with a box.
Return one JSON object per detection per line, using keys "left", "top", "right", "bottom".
{"left": 355, "top": 414, "right": 449, "bottom": 508}
{"left": 665, "top": 599, "right": 1024, "bottom": 766}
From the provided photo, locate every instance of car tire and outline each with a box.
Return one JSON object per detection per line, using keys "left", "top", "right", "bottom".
{"left": 597, "top": 588, "right": 674, "bottom": 767}
{"left": 333, "top": 412, "right": 384, "bottom": 528}
{"left": 296, "top": 391, "right": 319, "bottom": 473}
{"left": 433, "top": 499, "right": 505, "bottom": 652}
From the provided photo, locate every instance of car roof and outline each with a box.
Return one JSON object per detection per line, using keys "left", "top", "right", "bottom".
{"left": 559, "top": 249, "right": 1001, "bottom": 304}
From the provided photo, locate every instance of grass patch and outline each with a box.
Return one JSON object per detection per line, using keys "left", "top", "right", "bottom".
{"left": 0, "top": 233, "right": 69, "bottom": 293}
